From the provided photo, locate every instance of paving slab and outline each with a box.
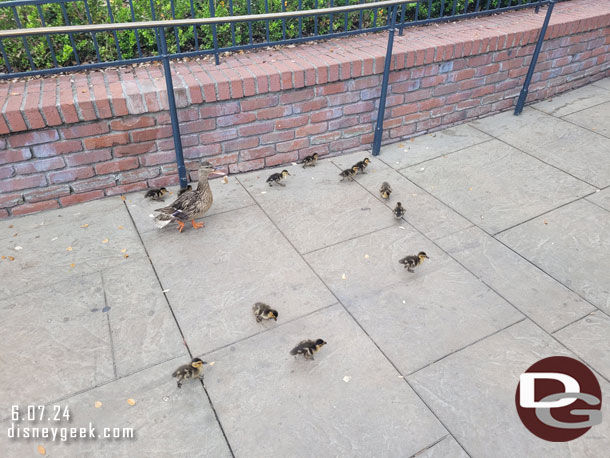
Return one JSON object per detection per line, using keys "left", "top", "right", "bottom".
{"left": 586, "top": 187, "right": 610, "bottom": 211}
{"left": 408, "top": 319, "right": 610, "bottom": 458}
{"left": 101, "top": 259, "right": 185, "bottom": 378}
{"left": 141, "top": 205, "right": 336, "bottom": 356}
{"left": 470, "top": 108, "right": 610, "bottom": 188}
{"left": 126, "top": 177, "right": 255, "bottom": 235}
{"left": 0, "top": 200, "right": 146, "bottom": 300}
{"left": 437, "top": 226, "right": 594, "bottom": 332}
{"left": 332, "top": 152, "right": 472, "bottom": 240}
{"left": 553, "top": 311, "right": 610, "bottom": 381}
{"left": 532, "top": 83, "right": 610, "bottom": 117}
{"left": 563, "top": 101, "right": 610, "bottom": 139}
{"left": 400, "top": 138, "right": 594, "bottom": 234}
{"left": 0, "top": 273, "right": 114, "bottom": 417}
{"left": 378, "top": 123, "right": 492, "bottom": 169}
{"left": 592, "top": 77, "right": 610, "bottom": 91}
{"left": 305, "top": 225, "right": 523, "bottom": 374}
{"left": 236, "top": 159, "right": 392, "bottom": 253}
{"left": 204, "top": 305, "right": 447, "bottom": 458}
{"left": 415, "top": 436, "right": 469, "bottom": 458}
{"left": 497, "top": 199, "right": 610, "bottom": 314}
{"left": 0, "top": 359, "right": 232, "bottom": 458}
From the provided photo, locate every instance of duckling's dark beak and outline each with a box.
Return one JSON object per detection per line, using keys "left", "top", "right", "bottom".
{"left": 202, "top": 361, "right": 208, "bottom": 365}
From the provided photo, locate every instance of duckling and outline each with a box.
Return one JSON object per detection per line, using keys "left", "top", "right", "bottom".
{"left": 290, "top": 339, "right": 327, "bottom": 360}
{"left": 172, "top": 358, "right": 207, "bottom": 388}
{"left": 339, "top": 166, "right": 359, "bottom": 182}
{"left": 302, "top": 153, "right": 319, "bottom": 168}
{"left": 267, "top": 170, "right": 291, "bottom": 186}
{"left": 393, "top": 202, "right": 405, "bottom": 219}
{"left": 252, "top": 302, "right": 279, "bottom": 322}
{"left": 145, "top": 187, "right": 168, "bottom": 201}
{"left": 380, "top": 182, "right": 392, "bottom": 199}
{"left": 399, "top": 251, "right": 429, "bottom": 273}
{"left": 354, "top": 157, "right": 371, "bottom": 174}
{"left": 178, "top": 184, "right": 192, "bottom": 196}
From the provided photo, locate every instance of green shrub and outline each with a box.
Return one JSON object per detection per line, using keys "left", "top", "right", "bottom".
{"left": 0, "top": 0, "right": 536, "bottom": 73}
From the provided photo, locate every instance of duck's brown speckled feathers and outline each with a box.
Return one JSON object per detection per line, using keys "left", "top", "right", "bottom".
{"left": 145, "top": 187, "right": 168, "bottom": 201}
{"left": 393, "top": 202, "right": 405, "bottom": 219}
{"left": 353, "top": 157, "right": 371, "bottom": 174}
{"left": 172, "top": 358, "right": 207, "bottom": 388}
{"left": 399, "top": 251, "right": 429, "bottom": 273}
{"left": 154, "top": 162, "right": 217, "bottom": 232}
{"left": 380, "top": 182, "right": 392, "bottom": 199}
{"left": 339, "top": 166, "right": 358, "bottom": 182}
{"left": 302, "top": 153, "right": 319, "bottom": 168}
{"left": 252, "top": 302, "right": 279, "bottom": 322}
{"left": 290, "top": 339, "right": 327, "bottom": 360}
{"left": 178, "top": 184, "right": 192, "bottom": 196}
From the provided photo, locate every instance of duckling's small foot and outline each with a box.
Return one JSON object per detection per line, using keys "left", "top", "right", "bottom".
{"left": 278, "top": 182, "right": 286, "bottom": 187}
{"left": 176, "top": 382, "right": 182, "bottom": 389}
{"left": 191, "top": 220, "right": 204, "bottom": 229}
{"left": 407, "top": 268, "right": 414, "bottom": 273}
{"left": 177, "top": 221, "right": 185, "bottom": 232}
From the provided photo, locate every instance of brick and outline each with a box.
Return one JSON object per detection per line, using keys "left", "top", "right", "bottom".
{"left": 276, "top": 115, "right": 309, "bottom": 130}
{"left": 217, "top": 112, "right": 257, "bottom": 127}
{"left": 0, "top": 192, "right": 24, "bottom": 208}
{"left": 453, "top": 69, "right": 476, "bottom": 82}
{"left": 311, "top": 131, "right": 341, "bottom": 145}
{"left": 157, "top": 133, "right": 198, "bottom": 151}
{"left": 32, "top": 140, "right": 83, "bottom": 158}
{"left": 148, "top": 175, "right": 179, "bottom": 189}
{"left": 276, "top": 138, "right": 309, "bottom": 153}
{"left": 350, "top": 75, "right": 381, "bottom": 90}
{"left": 0, "top": 165, "right": 14, "bottom": 180}
{"left": 24, "top": 185, "right": 71, "bottom": 203}
{"left": 95, "top": 158, "right": 139, "bottom": 175}
{"left": 200, "top": 101, "right": 240, "bottom": 118}
{"left": 327, "top": 92, "right": 361, "bottom": 106}
{"left": 295, "top": 123, "right": 327, "bottom": 138}
{"left": 310, "top": 108, "right": 343, "bottom": 123}
{"left": 293, "top": 99, "right": 327, "bottom": 114}
{"left": 344, "top": 101, "right": 375, "bottom": 115}
{"left": 62, "top": 122, "right": 110, "bottom": 139}
{"left": 257, "top": 106, "right": 293, "bottom": 120}
{"left": 261, "top": 131, "right": 295, "bottom": 144}
{"left": 12, "top": 200, "right": 59, "bottom": 216}
{"left": 265, "top": 152, "right": 299, "bottom": 167}
{"left": 110, "top": 116, "right": 155, "bottom": 131}
{"left": 239, "top": 121, "right": 275, "bottom": 137}
{"left": 183, "top": 144, "right": 222, "bottom": 159}
{"left": 329, "top": 137, "right": 360, "bottom": 152}
{"left": 105, "top": 181, "right": 149, "bottom": 196}
{"left": 60, "top": 190, "right": 105, "bottom": 207}
{"left": 14, "top": 157, "right": 65, "bottom": 175}
{"left": 316, "top": 82, "right": 348, "bottom": 96}
{"left": 139, "top": 151, "right": 176, "bottom": 167}
{"left": 241, "top": 95, "right": 279, "bottom": 111}
{"left": 71, "top": 175, "right": 116, "bottom": 193}
{"left": 229, "top": 158, "right": 265, "bottom": 173}
{"left": 0, "top": 148, "right": 32, "bottom": 165}
{"left": 48, "top": 166, "right": 94, "bottom": 184}
{"left": 0, "top": 174, "right": 47, "bottom": 193}
{"left": 114, "top": 141, "right": 157, "bottom": 157}
{"left": 224, "top": 137, "right": 259, "bottom": 153}
{"left": 199, "top": 129, "right": 238, "bottom": 145}
{"left": 329, "top": 116, "right": 359, "bottom": 131}
{"left": 9, "top": 130, "right": 59, "bottom": 148}
{"left": 65, "top": 149, "right": 112, "bottom": 167}
{"left": 118, "top": 167, "right": 160, "bottom": 184}
{"left": 343, "top": 125, "right": 372, "bottom": 138}
{"left": 83, "top": 133, "right": 129, "bottom": 150}
{"left": 180, "top": 119, "right": 216, "bottom": 135}
{"left": 239, "top": 146, "right": 276, "bottom": 161}
{"left": 130, "top": 126, "right": 172, "bottom": 143}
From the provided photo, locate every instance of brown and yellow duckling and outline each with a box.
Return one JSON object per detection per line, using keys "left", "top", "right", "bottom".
{"left": 302, "top": 153, "right": 319, "bottom": 168}
{"left": 154, "top": 161, "right": 223, "bottom": 232}
{"left": 172, "top": 358, "right": 207, "bottom": 388}
{"left": 267, "top": 170, "right": 291, "bottom": 186}
{"left": 290, "top": 339, "right": 327, "bottom": 360}
{"left": 339, "top": 166, "right": 359, "bottom": 182}
{"left": 252, "top": 302, "right": 279, "bottom": 322}
{"left": 178, "top": 184, "right": 192, "bottom": 196}
{"left": 399, "top": 251, "right": 429, "bottom": 273}
{"left": 393, "top": 202, "right": 405, "bottom": 219}
{"left": 380, "top": 182, "right": 392, "bottom": 199}
{"left": 353, "top": 157, "right": 371, "bottom": 174}
{"left": 145, "top": 187, "right": 169, "bottom": 201}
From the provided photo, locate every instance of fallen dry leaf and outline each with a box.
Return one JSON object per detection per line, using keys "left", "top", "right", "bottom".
{"left": 37, "top": 445, "right": 46, "bottom": 455}
{"left": 544, "top": 220, "right": 548, "bottom": 225}
{"left": 120, "top": 195, "right": 126, "bottom": 201}
{"left": 208, "top": 361, "right": 215, "bottom": 366}
{"left": 123, "top": 254, "right": 129, "bottom": 259}
{"left": 120, "top": 248, "right": 127, "bottom": 253}
{"left": 1, "top": 256, "right": 5, "bottom": 260}
{"left": 94, "top": 401, "right": 102, "bottom": 408}
{"left": 70, "top": 263, "right": 76, "bottom": 268}
{"left": 81, "top": 224, "right": 89, "bottom": 228}
{"left": 8, "top": 225, "right": 13, "bottom": 228}
{"left": 127, "top": 398, "right": 136, "bottom": 406}
{"left": 8, "top": 256, "right": 15, "bottom": 261}
{"left": 223, "top": 176, "right": 229, "bottom": 184}
{"left": 118, "top": 225, "right": 124, "bottom": 230}
{"left": 102, "top": 238, "right": 109, "bottom": 243}
{"left": 66, "top": 246, "right": 73, "bottom": 251}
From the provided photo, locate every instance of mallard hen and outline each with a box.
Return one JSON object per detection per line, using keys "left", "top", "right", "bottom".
{"left": 154, "top": 161, "right": 223, "bottom": 232}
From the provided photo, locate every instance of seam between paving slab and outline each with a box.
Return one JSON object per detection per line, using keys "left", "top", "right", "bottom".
{"left": 121, "top": 198, "right": 237, "bottom": 458}
{"left": 235, "top": 173, "right": 474, "bottom": 458}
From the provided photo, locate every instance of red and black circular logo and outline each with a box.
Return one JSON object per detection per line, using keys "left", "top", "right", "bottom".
{"left": 515, "top": 356, "right": 602, "bottom": 442}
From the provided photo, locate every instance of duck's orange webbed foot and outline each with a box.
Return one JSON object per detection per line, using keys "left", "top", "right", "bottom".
{"left": 177, "top": 221, "right": 185, "bottom": 232}
{"left": 191, "top": 220, "right": 204, "bottom": 229}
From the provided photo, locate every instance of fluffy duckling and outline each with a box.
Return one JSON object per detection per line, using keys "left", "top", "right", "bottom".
{"left": 302, "top": 153, "right": 319, "bottom": 168}
{"left": 145, "top": 187, "right": 168, "bottom": 201}
{"left": 267, "top": 170, "right": 291, "bottom": 186}
{"left": 178, "top": 184, "right": 192, "bottom": 196}
{"left": 399, "top": 251, "right": 429, "bottom": 273}
{"left": 252, "top": 302, "right": 279, "bottom": 322}
{"left": 339, "top": 166, "right": 359, "bottom": 182}
{"left": 354, "top": 157, "right": 371, "bottom": 174}
{"left": 393, "top": 202, "right": 405, "bottom": 219}
{"left": 172, "top": 358, "right": 207, "bottom": 388}
{"left": 290, "top": 339, "right": 327, "bottom": 360}
{"left": 380, "top": 182, "right": 392, "bottom": 199}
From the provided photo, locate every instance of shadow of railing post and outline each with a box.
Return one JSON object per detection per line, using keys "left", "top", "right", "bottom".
{"left": 158, "top": 26, "right": 188, "bottom": 190}
{"left": 515, "top": 0, "right": 556, "bottom": 115}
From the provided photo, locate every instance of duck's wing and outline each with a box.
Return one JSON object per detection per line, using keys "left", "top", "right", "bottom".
{"left": 155, "top": 191, "right": 194, "bottom": 214}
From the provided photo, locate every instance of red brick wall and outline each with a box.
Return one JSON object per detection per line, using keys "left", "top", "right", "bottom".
{"left": 1, "top": 0, "right": 609, "bottom": 218}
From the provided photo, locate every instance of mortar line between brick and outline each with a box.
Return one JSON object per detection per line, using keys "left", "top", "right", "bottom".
{"left": 37, "top": 79, "right": 49, "bottom": 126}
{"left": 102, "top": 71, "right": 116, "bottom": 118}
{"left": 20, "top": 80, "right": 31, "bottom": 129}
{"left": 87, "top": 72, "right": 101, "bottom": 119}
{"left": 121, "top": 199, "right": 236, "bottom": 458}
{"left": 234, "top": 174, "right": 473, "bottom": 458}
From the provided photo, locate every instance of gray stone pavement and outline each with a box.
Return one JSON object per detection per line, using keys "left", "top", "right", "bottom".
{"left": 1, "top": 78, "right": 610, "bottom": 457}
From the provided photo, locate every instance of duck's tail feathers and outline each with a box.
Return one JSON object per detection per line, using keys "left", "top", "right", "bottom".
{"left": 154, "top": 214, "right": 173, "bottom": 229}
{"left": 290, "top": 348, "right": 299, "bottom": 355}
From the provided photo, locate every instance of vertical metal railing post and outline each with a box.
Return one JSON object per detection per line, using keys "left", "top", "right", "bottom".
{"left": 372, "top": 5, "right": 398, "bottom": 156}
{"left": 158, "top": 27, "right": 188, "bottom": 189}
{"left": 514, "top": 0, "right": 555, "bottom": 115}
